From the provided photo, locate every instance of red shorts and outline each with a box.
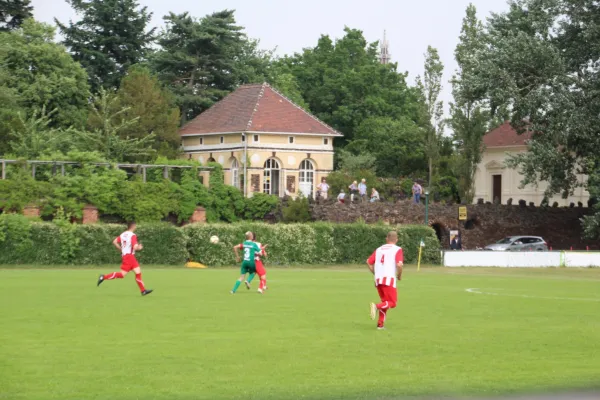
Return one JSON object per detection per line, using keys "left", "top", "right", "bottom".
{"left": 376, "top": 284, "right": 397, "bottom": 308}
{"left": 255, "top": 260, "right": 266, "bottom": 276}
{"left": 121, "top": 254, "right": 139, "bottom": 272}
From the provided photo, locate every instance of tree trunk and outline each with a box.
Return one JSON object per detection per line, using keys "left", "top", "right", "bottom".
{"left": 428, "top": 157, "right": 433, "bottom": 188}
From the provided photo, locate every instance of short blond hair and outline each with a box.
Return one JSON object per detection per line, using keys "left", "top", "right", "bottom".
{"left": 245, "top": 231, "right": 253, "bottom": 240}
{"left": 387, "top": 231, "right": 398, "bottom": 243}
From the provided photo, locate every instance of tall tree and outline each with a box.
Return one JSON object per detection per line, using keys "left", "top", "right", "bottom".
{"left": 0, "top": 0, "right": 33, "bottom": 31}
{"left": 348, "top": 116, "right": 427, "bottom": 177}
{"left": 96, "top": 65, "right": 180, "bottom": 158}
{"left": 278, "top": 28, "right": 421, "bottom": 144}
{"left": 0, "top": 72, "right": 23, "bottom": 154}
{"left": 0, "top": 19, "right": 90, "bottom": 129}
{"left": 418, "top": 46, "right": 445, "bottom": 187}
{"left": 152, "top": 10, "right": 261, "bottom": 124}
{"left": 56, "top": 0, "right": 156, "bottom": 91}
{"left": 466, "top": 0, "right": 600, "bottom": 236}
{"left": 79, "top": 89, "right": 156, "bottom": 161}
{"left": 450, "top": 4, "right": 490, "bottom": 203}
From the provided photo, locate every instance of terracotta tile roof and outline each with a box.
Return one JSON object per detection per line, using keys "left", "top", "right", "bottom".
{"left": 179, "top": 83, "right": 342, "bottom": 136}
{"left": 483, "top": 121, "right": 532, "bottom": 148}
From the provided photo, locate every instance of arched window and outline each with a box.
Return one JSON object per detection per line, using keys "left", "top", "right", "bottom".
{"left": 299, "top": 159, "right": 314, "bottom": 197}
{"left": 231, "top": 158, "right": 239, "bottom": 188}
{"left": 263, "top": 158, "right": 281, "bottom": 196}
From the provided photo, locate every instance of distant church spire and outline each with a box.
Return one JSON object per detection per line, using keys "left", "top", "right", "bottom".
{"left": 380, "top": 30, "right": 391, "bottom": 64}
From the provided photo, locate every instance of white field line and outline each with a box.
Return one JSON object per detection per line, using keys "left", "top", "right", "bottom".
{"left": 465, "top": 288, "right": 600, "bottom": 302}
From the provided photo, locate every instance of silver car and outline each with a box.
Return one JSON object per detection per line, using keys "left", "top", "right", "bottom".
{"left": 485, "top": 236, "right": 548, "bottom": 252}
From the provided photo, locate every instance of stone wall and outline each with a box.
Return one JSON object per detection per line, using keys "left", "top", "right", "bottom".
{"left": 311, "top": 201, "right": 597, "bottom": 250}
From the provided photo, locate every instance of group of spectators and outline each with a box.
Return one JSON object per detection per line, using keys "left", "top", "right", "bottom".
{"left": 316, "top": 178, "right": 379, "bottom": 204}
{"left": 316, "top": 178, "right": 425, "bottom": 205}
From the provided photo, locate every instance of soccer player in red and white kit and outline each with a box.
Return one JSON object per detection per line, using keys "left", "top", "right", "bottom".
{"left": 366, "top": 231, "right": 403, "bottom": 330}
{"left": 253, "top": 234, "right": 268, "bottom": 294}
{"left": 96, "top": 222, "right": 153, "bottom": 296}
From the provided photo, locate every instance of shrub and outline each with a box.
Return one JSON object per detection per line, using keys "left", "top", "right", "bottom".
{"left": 0, "top": 219, "right": 187, "bottom": 265}
{"left": 0, "top": 219, "right": 440, "bottom": 266}
{"left": 183, "top": 222, "right": 440, "bottom": 267}
{"left": 281, "top": 196, "right": 311, "bottom": 223}
{"left": 244, "top": 193, "right": 279, "bottom": 220}
{"left": 431, "top": 176, "right": 459, "bottom": 203}
{"left": 399, "top": 178, "right": 414, "bottom": 197}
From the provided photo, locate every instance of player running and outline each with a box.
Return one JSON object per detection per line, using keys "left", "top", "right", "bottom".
{"left": 244, "top": 233, "right": 268, "bottom": 294}
{"left": 366, "top": 231, "right": 403, "bottom": 330}
{"left": 96, "top": 222, "right": 153, "bottom": 296}
{"left": 231, "top": 232, "right": 262, "bottom": 294}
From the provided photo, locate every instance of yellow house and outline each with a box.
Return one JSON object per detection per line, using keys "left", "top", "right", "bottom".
{"left": 180, "top": 83, "right": 343, "bottom": 197}
{"left": 473, "top": 122, "right": 589, "bottom": 206}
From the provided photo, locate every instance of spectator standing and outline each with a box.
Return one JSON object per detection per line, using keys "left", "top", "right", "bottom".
{"left": 317, "top": 178, "right": 330, "bottom": 200}
{"left": 412, "top": 181, "right": 423, "bottom": 204}
{"left": 370, "top": 188, "right": 380, "bottom": 203}
{"left": 349, "top": 181, "right": 358, "bottom": 202}
{"left": 358, "top": 179, "right": 367, "bottom": 203}
{"left": 337, "top": 189, "right": 346, "bottom": 204}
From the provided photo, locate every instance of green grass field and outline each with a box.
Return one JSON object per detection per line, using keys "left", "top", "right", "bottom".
{"left": 1, "top": 266, "right": 599, "bottom": 400}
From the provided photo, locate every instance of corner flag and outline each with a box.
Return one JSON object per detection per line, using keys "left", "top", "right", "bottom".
{"left": 417, "top": 238, "right": 425, "bottom": 271}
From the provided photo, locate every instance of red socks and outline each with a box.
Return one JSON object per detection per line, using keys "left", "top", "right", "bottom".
{"left": 103, "top": 272, "right": 124, "bottom": 280}
{"left": 378, "top": 309, "right": 387, "bottom": 327}
{"left": 135, "top": 273, "right": 146, "bottom": 292}
{"left": 259, "top": 278, "right": 267, "bottom": 291}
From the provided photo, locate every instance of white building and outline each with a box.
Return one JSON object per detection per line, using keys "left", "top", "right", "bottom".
{"left": 473, "top": 122, "right": 589, "bottom": 206}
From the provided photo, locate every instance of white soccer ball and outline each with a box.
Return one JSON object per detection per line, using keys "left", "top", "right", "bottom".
{"left": 210, "top": 235, "right": 219, "bottom": 244}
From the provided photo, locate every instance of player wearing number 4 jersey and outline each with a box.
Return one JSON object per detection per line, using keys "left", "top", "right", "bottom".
{"left": 96, "top": 222, "right": 153, "bottom": 296}
{"left": 366, "top": 231, "right": 403, "bottom": 329}
{"left": 231, "top": 232, "right": 262, "bottom": 294}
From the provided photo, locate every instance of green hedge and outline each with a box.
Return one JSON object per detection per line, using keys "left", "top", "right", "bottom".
{"left": 184, "top": 222, "right": 441, "bottom": 266}
{"left": 0, "top": 215, "right": 188, "bottom": 265}
{"left": 0, "top": 214, "right": 441, "bottom": 266}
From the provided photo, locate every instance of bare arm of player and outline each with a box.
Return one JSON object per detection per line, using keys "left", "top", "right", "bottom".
{"left": 366, "top": 251, "right": 376, "bottom": 274}
{"left": 396, "top": 262, "right": 403, "bottom": 281}
{"left": 134, "top": 243, "right": 143, "bottom": 251}
{"left": 261, "top": 245, "right": 268, "bottom": 258}
{"left": 112, "top": 237, "right": 121, "bottom": 252}
{"left": 233, "top": 245, "right": 241, "bottom": 263}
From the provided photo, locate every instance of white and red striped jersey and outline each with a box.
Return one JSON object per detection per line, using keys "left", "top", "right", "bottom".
{"left": 254, "top": 242, "right": 265, "bottom": 261}
{"left": 116, "top": 231, "right": 138, "bottom": 256}
{"left": 367, "top": 244, "right": 403, "bottom": 288}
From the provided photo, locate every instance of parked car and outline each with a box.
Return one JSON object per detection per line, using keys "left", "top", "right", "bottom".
{"left": 484, "top": 236, "right": 548, "bottom": 252}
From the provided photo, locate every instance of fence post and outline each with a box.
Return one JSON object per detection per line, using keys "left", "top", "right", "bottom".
{"left": 1, "top": 160, "right": 5, "bottom": 180}
{"left": 163, "top": 166, "right": 169, "bottom": 180}
{"left": 31, "top": 163, "right": 36, "bottom": 179}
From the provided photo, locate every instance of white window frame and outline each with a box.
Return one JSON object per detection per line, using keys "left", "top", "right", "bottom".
{"left": 241, "top": 134, "right": 246, "bottom": 142}
{"left": 200, "top": 137, "right": 204, "bottom": 145}
{"left": 253, "top": 134, "right": 260, "bottom": 143}
{"left": 289, "top": 136, "right": 295, "bottom": 144}
{"left": 220, "top": 136, "right": 224, "bottom": 144}
{"left": 231, "top": 158, "right": 239, "bottom": 188}
{"left": 263, "top": 158, "right": 281, "bottom": 195}
{"left": 323, "top": 137, "right": 329, "bottom": 146}
{"left": 299, "top": 159, "right": 315, "bottom": 197}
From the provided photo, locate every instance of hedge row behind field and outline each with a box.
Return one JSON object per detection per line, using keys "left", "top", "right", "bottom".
{"left": 183, "top": 222, "right": 441, "bottom": 266}
{"left": 0, "top": 215, "right": 188, "bottom": 266}
{"left": 0, "top": 214, "right": 441, "bottom": 266}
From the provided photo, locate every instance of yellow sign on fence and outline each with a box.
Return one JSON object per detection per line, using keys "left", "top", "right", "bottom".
{"left": 458, "top": 206, "right": 467, "bottom": 221}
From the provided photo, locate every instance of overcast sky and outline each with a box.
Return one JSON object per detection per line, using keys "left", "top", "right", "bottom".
{"left": 31, "top": 0, "right": 510, "bottom": 116}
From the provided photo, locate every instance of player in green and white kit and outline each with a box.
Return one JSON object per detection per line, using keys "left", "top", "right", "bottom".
{"left": 231, "top": 231, "right": 262, "bottom": 294}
